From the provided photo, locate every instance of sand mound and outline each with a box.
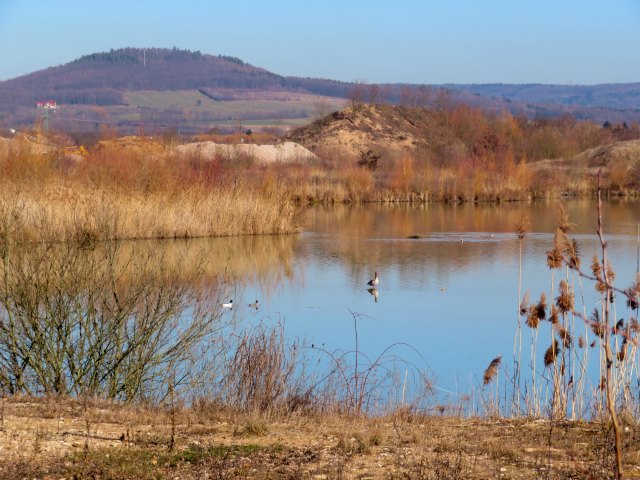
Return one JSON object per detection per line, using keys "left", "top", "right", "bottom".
{"left": 174, "top": 141, "right": 318, "bottom": 164}
{"left": 287, "top": 105, "right": 431, "bottom": 159}
{"left": 572, "top": 139, "right": 640, "bottom": 168}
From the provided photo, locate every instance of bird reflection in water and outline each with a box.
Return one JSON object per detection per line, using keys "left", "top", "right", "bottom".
{"left": 367, "top": 287, "right": 379, "bottom": 303}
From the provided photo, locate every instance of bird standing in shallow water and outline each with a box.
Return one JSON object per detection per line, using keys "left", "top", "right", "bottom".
{"left": 367, "top": 271, "right": 379, "bottom": 286}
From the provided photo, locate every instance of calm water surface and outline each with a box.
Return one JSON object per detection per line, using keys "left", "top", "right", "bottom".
{"left": 204, "top": 200, "right": 640, "bottom": 395}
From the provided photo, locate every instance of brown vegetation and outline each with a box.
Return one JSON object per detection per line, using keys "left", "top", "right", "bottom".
{"left": 4, "top": 99, "right": 640, "bottom": 242}
{"left": 289, "top": 104, "right": 640, "bottom": 202}
{"left": 1, "top": 396, "right": 640, "bottom": 479}
{"left": 0, "top": 137, "right": 300, "bottom": 243}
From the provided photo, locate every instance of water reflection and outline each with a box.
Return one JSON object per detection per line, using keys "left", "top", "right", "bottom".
{"left": 5, "top": 200, "right": 638, "bottom": 401}
{"left": 101, "top": 233, "right": 299, "bottom": 292}
{"left": 366, "top": 287, "right": 379, "bottom": 303}
{"left": 281, "top": 200, "right": 640, "bottom": 398}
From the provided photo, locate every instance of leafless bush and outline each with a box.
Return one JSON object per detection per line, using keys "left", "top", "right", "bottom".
{"left": 221, "top": 321, "right": 304, "bottom": 413}
{"left": 0, "top": 239, "right": 226, "bottom": 401}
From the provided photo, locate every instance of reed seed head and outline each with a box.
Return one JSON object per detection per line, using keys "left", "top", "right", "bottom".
{"left": 578, "top": 335, "right": 584, "bottom": 349}
{"left": 591, "top": 254, "right": 602, "bottom": 278}
{"left": 483, "top": 355, "right": 502, "bottom": 386}
{"left": 557, "top": 206, "right": 575, "bottom": 233}
{"left": 555, "top": 280, "right": 574, "bottom": 314}
{"left": 546, "top": 229, "right": 565, "bottom": 270}
{"left": 565, "top": 238, "right": 581, "bottom": 270}
{"left": 591, "top": 323, "right": 606, "bottom": 338}
{"left": 553, "top": 323, "right": 572, "bottom": 348}
{"left": 526, "top": 305, "right": 539, "bottom": 329}
{"left": 606, "top": 265, "right": 616, "bottom": 283}
{"left": 535, "top": 292, "right": 547, "bottom": 321}
{"left": 546, "top": 247, "right": 563, "bottom": 270}
{"left": 625, "top": 278, "right": 640, "bottom": 310}
{"left": 544, "top": 340, "right": 559, "bottom": 367}
{"left": 519, "top": 291, "right": 530, "bottom": 316}
{"left": 549, "top": 304, "right": 559, "bottom": 324}
{"left": 617, "top": 341, "right": 627, "bottom": 362}
{"left": 590, "top": 307, "right": 606, "bottom": 338}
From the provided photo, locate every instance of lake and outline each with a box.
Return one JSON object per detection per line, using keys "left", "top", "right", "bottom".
{"left": 6, "top": 198, "right": 638, "bottom": 411}
{"left": 196, "top": 199, "right": 639, "bottom": 408}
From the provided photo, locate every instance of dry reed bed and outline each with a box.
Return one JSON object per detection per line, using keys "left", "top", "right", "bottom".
{"left": 3, "top": 184, "right": 298, "bottom": 242}
{"left": 0, "top": 145, "right": 300, "bottom": 242}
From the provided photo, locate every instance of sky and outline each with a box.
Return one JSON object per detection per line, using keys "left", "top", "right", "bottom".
{"left": 0, "top": 0, "right": 639, "bottom": 84}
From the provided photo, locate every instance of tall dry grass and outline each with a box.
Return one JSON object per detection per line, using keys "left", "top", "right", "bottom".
{"left": 0, "top": 143, "right": 300, "bottom": 243}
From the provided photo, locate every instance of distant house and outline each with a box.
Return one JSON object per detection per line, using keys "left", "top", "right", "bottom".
{"left": 36, "top": 100, "right": 57, "bottom": 110}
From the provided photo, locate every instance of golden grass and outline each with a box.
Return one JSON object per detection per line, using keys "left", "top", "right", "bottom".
{"left": 1, "top": 183, "right": 298, "bottom": 242}
{"left": 0, "top": 144, "right": 300, "bottom": 243}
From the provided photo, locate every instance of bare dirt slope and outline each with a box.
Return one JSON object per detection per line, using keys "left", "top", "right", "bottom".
{"left": 287, "top": 104, "right": 432, "bottom": 160}
{"left": 530, "top": 139, "right": 640, "bottom": 177}
{"left": 572, "top": 138, "right": 640, "bottom": 169}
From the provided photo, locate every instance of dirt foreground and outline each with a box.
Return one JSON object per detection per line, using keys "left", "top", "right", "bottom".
{"left": 1, "top": 397, "right": 640, "bottom": 479}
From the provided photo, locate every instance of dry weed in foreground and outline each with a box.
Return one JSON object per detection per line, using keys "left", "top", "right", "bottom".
{"left": 2, "top": 397, "right": 640, "bottom": 479}
{"left": 512, "top": 180, "right": 640, "bottom": 479}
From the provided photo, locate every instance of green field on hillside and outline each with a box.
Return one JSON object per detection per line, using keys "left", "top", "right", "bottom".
{"left": 124, "top": 90, "right": 346, "bottom": 121}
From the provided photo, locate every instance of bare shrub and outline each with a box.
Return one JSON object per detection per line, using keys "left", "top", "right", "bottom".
{"left": 221, "top": 322, "right": 304, "bottom": 414}
{"left": 0, "top": 240, "right": 226, "bottom": 401}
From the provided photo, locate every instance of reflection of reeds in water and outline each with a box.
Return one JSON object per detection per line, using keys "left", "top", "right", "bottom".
{"left": 3, "top": 233, "right": 300, "bottom": 299}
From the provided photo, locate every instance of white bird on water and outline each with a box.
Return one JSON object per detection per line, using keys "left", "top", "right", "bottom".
{"left": 367, "top": 271, "right": 379, "bottom": 287}
{"left": 222, "top": 300, "right": 233, "bottom": 309}
{"left": 249, "top": 299, "right": 259, "bottom": 309}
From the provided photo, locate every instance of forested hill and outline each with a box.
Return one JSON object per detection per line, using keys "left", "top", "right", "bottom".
{"left": 0, "top": 47, "right": 350, "bottom": 108}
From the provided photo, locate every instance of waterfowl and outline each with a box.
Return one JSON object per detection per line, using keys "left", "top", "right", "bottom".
{"left": 249, "top": 299, "right": 259, "bottom": 309}
{"left": 222, "top": 300, "right": 233, "bottom": 309}
{"left": 367, "top": 271, "right": 379, "bottom": 286}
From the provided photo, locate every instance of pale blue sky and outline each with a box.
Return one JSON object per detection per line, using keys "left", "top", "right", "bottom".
{"left": 0, "top": 0, "right": 638, "bottom": 84}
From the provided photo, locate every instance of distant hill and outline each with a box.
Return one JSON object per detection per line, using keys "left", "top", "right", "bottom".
{"left": 446, "top": 83, "right": 640, "bottom": 111}
{"left": 0, "top": 48, "right": 353, "bottom": 135}
{"left": 0, "top": 48, "right": 354, "bottom": 103}
{"left": 0, "top": 47, "right": 639, "bottom": 136}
